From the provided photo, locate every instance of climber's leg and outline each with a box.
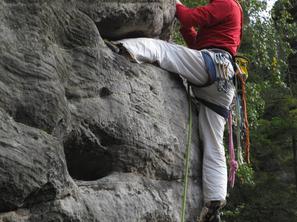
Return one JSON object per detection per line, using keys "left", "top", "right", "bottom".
{"left": 198, "top": 105, "right": 227, "bottom": 203}
{"left": 197, "top": 200, "right": 223, "bottom": 222}
{"left": 116, "top": 38, "right": 209, "bottom": 86}
{"left": 193, "top": 52, "right": 234, "bottom": 203}
{"left": 196, "top": 105, "right": 226, "bottom": 222}
{"left": 195, "top": 71, "right": 234, "bottom": 221}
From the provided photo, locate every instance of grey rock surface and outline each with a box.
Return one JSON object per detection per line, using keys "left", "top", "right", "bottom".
{"left": 0, "top": 0, "right": 202, "bottom": 221}
{"left": 76, "top": 0, "right": 176, "bottom": 40}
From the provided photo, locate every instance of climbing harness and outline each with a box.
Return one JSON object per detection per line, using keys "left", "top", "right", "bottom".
{"left": 196, "top": 49, "right": 234, "bottom": 120}
{"left": 199, "top": 50, "right": 234, "bottom": 92}
{"left": 200, "top": 51, "right": 217, "bottom": 87}
{"left": 215, "top": 52, "right": 233, "bottom": 93}
{"left": 190, "top": 50, "right": 250, "bottom": 188}
{"left": 180, "top": 83, "right": 193, "bottom": 222}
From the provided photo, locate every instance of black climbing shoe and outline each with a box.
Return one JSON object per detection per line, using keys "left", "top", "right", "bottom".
{"left": 104, "top": 39, "right": 120, "bottom": 53}
{"left": 104, "top": 40, "right": 137, "bottom": 62}
{"left": 197, "top": 201, "right": 222, "bottom": 222}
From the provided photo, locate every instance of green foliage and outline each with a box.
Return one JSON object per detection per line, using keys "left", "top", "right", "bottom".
{"left": 173, "top": 0, "right": 297, "bottom": 221}
{"left": 181, "top": 0, "right": 208, "bottom": 7}
{"left": 223, "top": 173, "right": 297, "bottom": 222}
{"left": 237, "top": 163, "right": 255, "bottom": 185}
{"left": 172, "top": 22, "right": 185, "bottom": 46}
{"left": 246, "top": 82, "right": 265, "bottom": 128}
{"left": 227, "top": 0, "right": 297, "bottom": 221}
{"left": 172, "top": 0, "right": 208, "bottom": 45}
{"left": 223, "top": 203, "right": 245, "bottom": 220}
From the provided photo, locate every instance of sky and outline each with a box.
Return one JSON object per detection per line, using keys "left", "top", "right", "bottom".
{"left": 261, "top": 0, "right": 277, "bottom": 18}
{"left": 267, "top": 0, "right": 277, "bottom": 11}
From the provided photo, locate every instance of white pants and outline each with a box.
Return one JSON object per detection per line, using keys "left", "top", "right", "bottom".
{"left": 117, "top": 38, "right": 235, "bottom": 203}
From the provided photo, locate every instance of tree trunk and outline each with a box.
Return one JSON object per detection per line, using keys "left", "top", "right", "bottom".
{"left": 292, "top": 135, "right": 297, "bottom": 190}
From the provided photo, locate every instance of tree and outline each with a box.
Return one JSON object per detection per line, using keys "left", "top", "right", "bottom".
{"left": 173, "top": 0, "right": 297, "bottom": 220}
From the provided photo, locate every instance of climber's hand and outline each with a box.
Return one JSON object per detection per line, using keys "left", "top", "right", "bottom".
{"left": 176, "top": 0, "right": 183, "bottom": 5}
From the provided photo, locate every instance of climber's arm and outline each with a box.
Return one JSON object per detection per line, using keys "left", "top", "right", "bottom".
{"left": 179, "top": 26, "right": 197, "bottom": 49}
{"left": 176, "top": 0, "right": 231, "bottom": 29}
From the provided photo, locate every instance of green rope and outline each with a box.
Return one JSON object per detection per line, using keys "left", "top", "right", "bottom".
{"left": 181, "top": 83, "right": 193, "bottom": 222}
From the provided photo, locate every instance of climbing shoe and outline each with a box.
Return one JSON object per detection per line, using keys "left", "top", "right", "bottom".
{"left": 197, "top": 201, "right": 223, "bottom": 222}
{"left": 104, "top": 39, "right": 120, "bottom": 53}
{"left": 104, "top": 40, "right": 137, "bottom": 62}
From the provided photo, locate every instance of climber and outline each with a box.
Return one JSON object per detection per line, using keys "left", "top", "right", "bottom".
{"left": 106, "top": 0, "right": 243, "bottom": 221}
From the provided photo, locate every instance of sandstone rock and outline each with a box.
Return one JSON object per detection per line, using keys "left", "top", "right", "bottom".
{"left": 0, "top": 108, "right": 73, "bottom": 212}
{"left": 76, "top": 0, "right": 176, "bottom": 40}
{"left": 0, "top": 0, "right": 202, "bottom": 221}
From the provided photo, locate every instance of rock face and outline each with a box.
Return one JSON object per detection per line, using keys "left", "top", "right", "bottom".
{"left": 0, "top": 0, "right": 203, "bottom": 221}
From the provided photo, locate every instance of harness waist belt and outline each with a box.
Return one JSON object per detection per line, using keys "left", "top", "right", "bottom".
{"left": 204, "top": 47, "right": 234, "bottom": 59}
{"left": 200, "top": 51, "right": 217, "bottom": 87}
{"left": 197, "top": 98, "right": 230, "bottom": 119}
{"left": 208, "top": 48, "right": 235, "bottom": 70}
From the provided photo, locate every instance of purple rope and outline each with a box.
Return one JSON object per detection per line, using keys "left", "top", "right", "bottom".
{"left": 228, "top": 112, "right": 238, "bottom": 188}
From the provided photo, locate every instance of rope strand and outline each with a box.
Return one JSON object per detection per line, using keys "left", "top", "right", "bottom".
{"left": 181, "top": 83, "right": 193, "bottom": 222}
{"left": 228, "top": 112, "right": 238, "bottom": 187}
{"left": 238, "top": 74, "right": 250, "bottom": 164}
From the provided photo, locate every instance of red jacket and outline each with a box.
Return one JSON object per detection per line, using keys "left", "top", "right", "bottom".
{"left": 176, "top": 0, "right": 242, "bottom": 56}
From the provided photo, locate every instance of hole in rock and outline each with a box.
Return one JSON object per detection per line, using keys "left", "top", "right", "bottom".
{"left": 64, "top": 133, "right": 113, "bottom": 181}
{"left": 15, "top": 105, "right": 38, "bottom": 128}
{"left": 100, "top": 87, "right": 113, "bottom": 97}
{"left": 0, "top": 200, "right": 17, "bottom": 213}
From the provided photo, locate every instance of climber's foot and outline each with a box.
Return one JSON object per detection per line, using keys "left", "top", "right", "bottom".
{"left": 197, "top": 201, "right": 224, "bottom": 222}
{"left": 104, "top": 40, "right": 137, "bottom": 62}
{"left": 104, "top": 39, "right": 120, "bottom": 53}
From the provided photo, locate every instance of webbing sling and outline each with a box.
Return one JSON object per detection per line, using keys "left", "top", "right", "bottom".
{"left": 196, "top": 98, "right": 230, "bottom": 120}
{"left": 200, "top": 51, "right": 217, "bottom": 87}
